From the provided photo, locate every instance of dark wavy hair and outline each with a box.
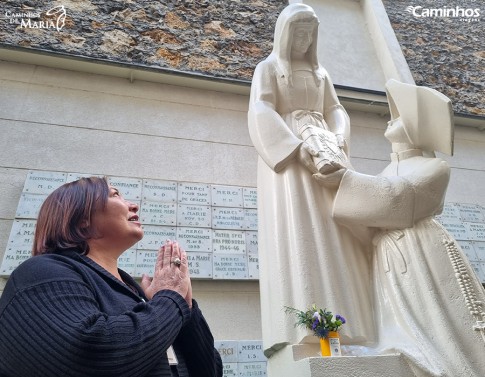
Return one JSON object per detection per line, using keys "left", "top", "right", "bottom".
{"left": 32, "top": 176, "right": 109, "bottom": 256}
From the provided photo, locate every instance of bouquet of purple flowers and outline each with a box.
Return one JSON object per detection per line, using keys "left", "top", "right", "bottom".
{"left": 285, "top": 304, "right": 346, "bottom": 339}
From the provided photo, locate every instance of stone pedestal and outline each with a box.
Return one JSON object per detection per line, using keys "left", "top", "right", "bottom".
{"left": 267, "top": 344, "right": 418, "bottom": 377}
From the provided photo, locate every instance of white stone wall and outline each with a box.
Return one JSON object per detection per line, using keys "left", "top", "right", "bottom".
{"left": 1, "top": 59, "right": 484, "bottom": 341}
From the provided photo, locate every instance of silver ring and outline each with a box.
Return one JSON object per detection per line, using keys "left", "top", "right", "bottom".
{"left": 172, "top": 257, "right": 182, "bottom": 266}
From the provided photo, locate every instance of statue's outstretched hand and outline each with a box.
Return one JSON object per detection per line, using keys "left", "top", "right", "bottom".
{"left": 313, "top": 167, "right": 346, "bottom": 189}
{"left": 298, "top": 142, "right": 319, "bottom": 173}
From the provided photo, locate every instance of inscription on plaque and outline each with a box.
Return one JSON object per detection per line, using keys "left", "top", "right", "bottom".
{"left": 470, "top": 262, "right": 485, "bottom": 282}
{"left": 474, "top": 241, "right": 485, "bottom": 261}
{"left": 138, "top": 225, "right": 176, "bottom": 250}
{"left": 142, "top": 179, "right": 177, "bottom": 202}
{"left": 15, "top": 193, "right": 47, "bottom": 219}
{"left": 118, "top": 249, "right": 136, "bottom": 275}
{"left": 458, "top": 203, "right": 485, "bottom": 223}
{"left": 0, "top": 245, "right": 32, "bottom": 275}
{"left": 177, "top": 227, "right": 212, "bottom": 252}
{"left": 178, "top": 183, "right": 211, "bottom": 205}
{"left": 244, "top": 209, "right": 258, "bottom": 231}
{"left": 212, "top": 230, "right": 246, "bottom": 254}
{"left": 135, "top": 250, "right": 158, "bottom": 276}
{"left": 222, "top": 363, "right": 238, "bottom": 377}
{"left": 238, "top": 362, "right": 267, "bottom": 377}
{"left": 245, "top": 231, "right": 258, "bottom": 254}
{"left": 1, "top": 219, "right": 37, "bottom": 276}
{"left": 108, "top": 177, "right": 142, "bottom": 200}
{"left": 213, "top": 254, "right": 248, "bottom": 279}
{"left": 238, "top": 341, "right": 265, "bottom": 362}
{"left": 465, "top": 222, "right": 485, "bottom": 241}
{"left": 187, "top": 252, "right": 213, "bottom": 278}
{"left": 8, "top": 220, "right": 37, "bottom": 248}
{"left": 248, "top": 254, "right": 259, "bottom": 280}
{"left": 457, "top": 240, "right": 479, "bottom": 261}
{"left": 177, "top": 204, "right": 211, "bottom": 228}
{"left": 214, "top": 341, "right": 239, "bottom": 363}
{"left": 23, "top": 171, "right": 66, "bottom": 194}
{"left": 436, "top": 202, "right": 461, "bottom": 222}
{"left": 213, "top": 208, "right": 245, "bottom": 230}
{"left": 212, "top": 185, "right": 243, "bottom": 208}
{"left": 441, "top": 221, "right": 468, "bottom": 240}
{"left": 140, "top": 201, "right": 177, "bottom": 225}
{"left": 243, "top": 188, "right": 258, "bottom": 209}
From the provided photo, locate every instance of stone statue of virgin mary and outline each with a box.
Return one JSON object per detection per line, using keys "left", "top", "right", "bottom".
{"left": 248, "top": 3, "right": 375, "bottom": 357}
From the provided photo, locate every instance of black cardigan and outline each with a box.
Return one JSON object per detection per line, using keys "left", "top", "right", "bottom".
{"left": 0, "top": 250, "right": 222, "bottom": 377}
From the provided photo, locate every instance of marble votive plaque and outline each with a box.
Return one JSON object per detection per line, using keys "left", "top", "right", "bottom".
{"left": 465, "top": 222, "right": 485, "bottom": 241}
{"left": 15, "top": 193, "right": 47, "bottom": 219}
{"left": 469, "top": 262, "right": 485, "bottom": 282}
{"left": 457, "top": 240, "right": 479, "bottom": 261}
{"left": 212, "top": 208, "right": 245, "bottom": 230}
{"left": 248, "top": 254, "right": 259, "bottom": 280}
{"left": 8, "top": 220, "right": 37, "bottom": 247}
{"left": 244, "top": 209, "right": 258, "bottom": 231}
{"left": 187, "top": 252, "right": 213, "bottom": 278}
{"left": 134, "top": 250, "right": 158, "bottom": 276}
{"left": 142, "top": 179, "right": 177, "bottom": 202}
{"left": 473, "top": 241, "right": 485, "bottom": 261}
{"left": 213, "top": 254, "right": 248, "bottom": 280}
{"left": 212, "top": 230, "right": 246, "bottom": 254}
{"left": 441, "top": 221, "right": 469, "bottom": 240}
{"left": 118, "top": 249, "right": 136, "bottom": 275}
{"left": 140, "top": 201, "right": 177, "bottom": 225}
{"left": 212, "top": 185, "right": 243, "bottom": 208}
{"left": 23, "top": 171, "right": 66, "bottom": 194}
{"left": 214, "top": 341, "right": 239, "bottom": 363}
{"left": 238, "top": 341, "right": 265, "bottom": 362}
{"left": 177, "top": 227, "right": 212, "bottom": 252}
{"left": 458, "top": 203, "right": 485, "bottom": 223}
{"left": 178, "top": 183, "right": 211, "bottom": 205}
{"left": 177, "top": 204, "right": 211, "bottom": 228}
{"left": 245, "top": 231, "right": 258, "bottom": 254}
{"left": 0, "top": 245, "right": 32, "bottom": 275}
{"left": 222, "top": 363, "right": 238, "bottom": 377}
{"left": 138, "top": 226, "right": 177, "bottom": 250}
{"left": 108, "top": 177, "right": 142, "bottom": 200}
{"left": 238, "top": 362, "right": 267, "bottom": 377}
{"left": 243, "top": 187, "right": 258, "bottom": 209}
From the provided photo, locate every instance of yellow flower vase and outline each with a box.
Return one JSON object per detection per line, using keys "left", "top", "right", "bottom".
{"left": 319, "top": 331, "right": 342, "bottom": 357}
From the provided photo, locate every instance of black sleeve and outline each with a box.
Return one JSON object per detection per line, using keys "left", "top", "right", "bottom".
{"left": 0, "top": 278, "right": 191, "bottom": 377}
{"left": 173, "top": 300, "right": 223, "bottom": 377}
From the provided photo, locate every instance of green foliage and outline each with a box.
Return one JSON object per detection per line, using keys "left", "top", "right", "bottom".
{"left": 284, "top": 304, "right": 346, "bottom": 339}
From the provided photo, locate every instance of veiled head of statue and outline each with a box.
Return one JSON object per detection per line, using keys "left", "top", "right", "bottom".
{"left": 273, "top": 4, "right": 319, "bottom": 66}
{"left": 385, "top": 79, "right": 454, "bottom": 155}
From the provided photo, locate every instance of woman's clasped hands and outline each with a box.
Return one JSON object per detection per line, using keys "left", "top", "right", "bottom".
{"left": 141, "top": 240, "right": 192, "bottom": 308}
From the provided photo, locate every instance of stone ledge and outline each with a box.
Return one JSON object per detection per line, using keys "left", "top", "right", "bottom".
{"left": 267, "top": 344, "right": 417, "bottom": 377}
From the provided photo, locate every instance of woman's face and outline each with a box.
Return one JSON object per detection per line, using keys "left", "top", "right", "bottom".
{"left": 291, "top": 24, "right": 314, "bottom": 55}
{"left": 89, "top": 186, "right": 143, "bottom": 249}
